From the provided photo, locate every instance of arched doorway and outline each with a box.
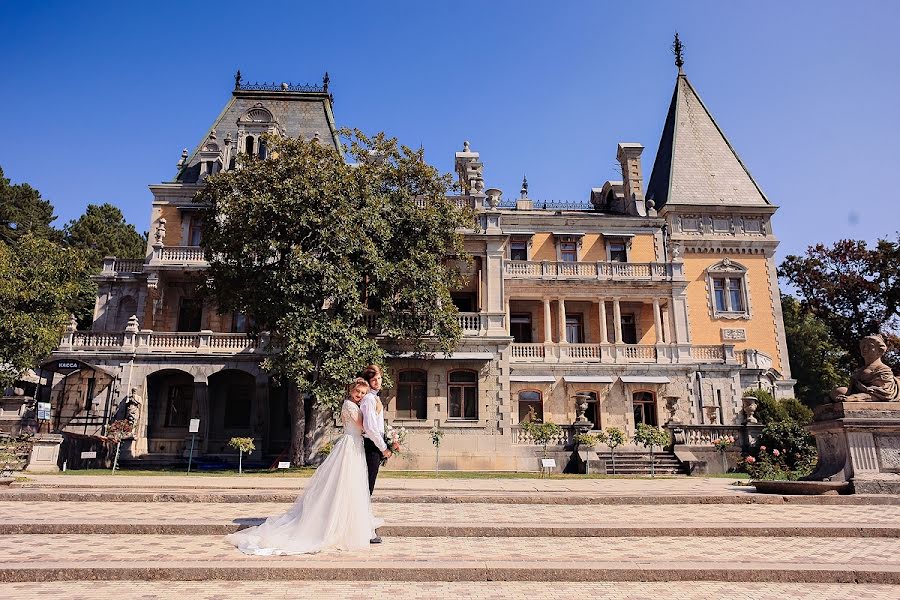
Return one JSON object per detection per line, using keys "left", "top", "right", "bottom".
{"left": 632, "top": 391, "right": 658, "bottom": 427}
{"left": 146, "top": 369, "right": 194, "bottom": 456}
{"left": 208, "top": 369, "right": 256, "bottom": 454}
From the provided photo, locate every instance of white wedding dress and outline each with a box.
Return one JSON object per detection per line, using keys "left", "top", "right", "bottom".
{"left": 227, "top": 400, "right": 383, "bottom": 555}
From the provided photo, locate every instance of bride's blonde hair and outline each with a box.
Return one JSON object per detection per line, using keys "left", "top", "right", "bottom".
{"left": 348, "top": 377, "right": 370, "bottom": 396}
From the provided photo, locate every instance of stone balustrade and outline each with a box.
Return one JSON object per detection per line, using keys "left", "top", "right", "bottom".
{"left": 669, "top": 423, "right": 764, "bottom": 450}
{"left": 363, "top": 312, "right": 498, "bottom": 337}
{"left": 153, "top": 245, "right": 207, "bottom": 264}
{"left": 509, "top": 343, "right": 747, "bottom": 365}
{"left": 100, "top": 257, "right": 145, "bottom": 274}
{"left": 60, "top": 330, "right": 264, "bottom": 355}
{"left": 511, "top": 425, "right": 573, "bottom": 447}
{"left": 504, "top": 260, "right": 681, "bottom": 281}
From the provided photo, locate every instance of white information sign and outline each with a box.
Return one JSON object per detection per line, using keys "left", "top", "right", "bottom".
{"left": 37, "top": 402, "right": 51, "bottom": 420}
{"left": 278, "top": 461, "right": 291, "bottom": 469}
{"left": 80, "top": 451, "right": 97, "bottom": 459}
{"left": 540, "top": 458, "right": 556, "bottom": 469}
{"left": 189, "top": 418, "right": 200, "bottom": 433}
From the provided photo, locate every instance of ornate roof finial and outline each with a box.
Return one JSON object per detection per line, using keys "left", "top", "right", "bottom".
{"left": 520, "top": 174, "right": 528, "bottom": 198}
{"left": 463, "top": 140, "right": 470, "bottom": 152}
{"left": 234, "top": 69, "right": 242, "bottom": 90}
{"left": 673, "top": 32, "right": 685, "bottom": 74}
{"left": 323, "top": 71, "right": 330, "bottom": 92}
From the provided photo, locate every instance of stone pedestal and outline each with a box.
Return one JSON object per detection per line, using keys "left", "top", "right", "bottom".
{"left": 25, "top": 434, "right": 64, "bottom": 472}
{"left": 806, "top": 402, "right": 900, "bottom": 494}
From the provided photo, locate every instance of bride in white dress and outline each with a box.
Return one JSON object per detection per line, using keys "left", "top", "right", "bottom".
{"left": 227, "top": 378, "right": 384, "bottom": 555}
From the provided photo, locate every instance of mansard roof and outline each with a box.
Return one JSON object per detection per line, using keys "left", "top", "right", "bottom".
{"left": 646, "top": 73, "right": 771, "bottom": 209}
{"left": 175, "top": 76, "right": 340, "bottom": 183}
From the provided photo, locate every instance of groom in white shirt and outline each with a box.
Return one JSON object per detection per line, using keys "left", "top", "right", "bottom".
{"left": 361, "top": 364, "right": 391, "bottom": 544}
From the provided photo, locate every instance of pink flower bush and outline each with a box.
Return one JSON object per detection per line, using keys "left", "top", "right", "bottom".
{"left": 772, "top": 449, "right": 780, "bottom": 457}
{"left": 745, "top": 455, "right": 756, "bottom": 464}
{"left": 759, "top": 446, "right": 767, "bottom": 452}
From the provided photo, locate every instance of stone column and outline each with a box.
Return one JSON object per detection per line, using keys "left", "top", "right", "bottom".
{"left": 652, "top": 298, "right": 662, "bottom": 343}
{"left": 661, "top": 302, "right": 672, "bottom": 344}
{"left": 543, "top": 298, "right": 552, "bottom": 343}
{"left": 192, "top": 378, "right": 210, "bottom": 453}
{"left": 505, "top": 299, "right": 510, "bottom": 333}
{"left": 558, "top": 298, "right": 568, "bottom": 344}
{"left": 255, "top": 374, "right": 270, "bottom": 456}
{"left": 613, "top": 298, "right": 623, "bottom": 344}
{"left": 598, "top": 299, "right": 608, "bottom": 343}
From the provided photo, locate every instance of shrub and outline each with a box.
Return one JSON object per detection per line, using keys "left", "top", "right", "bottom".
{"left": 743, "top": 389, "right": 788, "bottom": 424}
{"left": 781, "top": 397, "right": 814, "bottom": 426}
{"left": 574, "top": 433, "right": 598, "bottom": 448}
{"left": 742, "top": 421, "right": 817, "bottom": 481}
{"left": 522, "top": 419, "right": 563, "bottom": 457}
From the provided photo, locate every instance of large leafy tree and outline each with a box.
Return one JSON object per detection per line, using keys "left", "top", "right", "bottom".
{"left": 0, "top": 235, "right": 92, "bottom": 386}
{"left": 0, "top": 166, "right": 60, "bottom": 244}
{"left": 780, "top": 295, "right": 846, "bottom": 407}
{"left": 63, "top": 203, "right": 148, "bottom": 327}
{"left": 63, "top": 203, "right": 147, "bottom": 266}
{"left": 196, "top": 131, "right": 473, "bottom": 465}
{"left": 779, "top": 236, "right": 900, "bottom": 371}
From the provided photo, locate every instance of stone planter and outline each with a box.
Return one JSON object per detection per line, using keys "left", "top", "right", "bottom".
{"left": 25, "top": 434, "right": 64, "bottom": 472}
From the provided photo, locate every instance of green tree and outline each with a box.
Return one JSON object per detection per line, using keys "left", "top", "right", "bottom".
{"left": 780, "top": 295, "right": 847, "bottom": 407}
{"left": 0, "top": 235, "right": 92, "bottom": 386}
{"left": 196, "top": 131, "right": 473, "bottom": 465}
{"left": 632, "top": 423, "right": 670, "bottom": 477}
{"left": 779, "top": 236, "right": 900, "bottom": 371}
{"left": 0, "top": 166, "right": 60, "bottom": 244}
{"left": 63, "top": 203, "right": 147, "bottom": 266}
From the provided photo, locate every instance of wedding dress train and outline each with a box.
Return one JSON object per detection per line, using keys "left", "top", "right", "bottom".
{"left": 227, "top": 399, "right": 383, "bottom": 555}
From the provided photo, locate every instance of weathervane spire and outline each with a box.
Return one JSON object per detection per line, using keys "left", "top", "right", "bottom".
{"left": 673, "top": 32, "right": 685, "bottom": 74}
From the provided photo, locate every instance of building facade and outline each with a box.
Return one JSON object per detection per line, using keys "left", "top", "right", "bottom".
{"left": 42, "top": 64, "right": 794, "bottom": 470}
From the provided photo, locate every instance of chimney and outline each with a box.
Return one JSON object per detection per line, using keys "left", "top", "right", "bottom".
{"left": 616, "top": 143, "right": 645, "bottom": 216}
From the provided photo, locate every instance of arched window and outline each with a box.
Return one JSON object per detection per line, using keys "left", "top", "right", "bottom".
{"left": 396, "top": 370, "right": 427, "bottom": 420}
{"left": 245, "top": 135, "right": 255, "bottom": 156}
{"left": 448, "top": 370, "right": 478, "bottom": 419}
{"left": 518, "top": 390, "right": 543, "bottom": 423}
{"left": 258, "top": 138, "right": 267, "bottom": 159}
{"left": 632, "top": 391, "right": 657, "bottom": 427}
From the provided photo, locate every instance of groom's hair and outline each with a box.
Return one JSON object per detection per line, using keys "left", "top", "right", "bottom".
{"left": 361, "top": 364, "right": 381, "bottom": 383}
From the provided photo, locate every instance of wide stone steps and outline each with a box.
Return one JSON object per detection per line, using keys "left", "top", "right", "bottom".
{"left": 594, "top": 451, "right": 689, "bottom": 475}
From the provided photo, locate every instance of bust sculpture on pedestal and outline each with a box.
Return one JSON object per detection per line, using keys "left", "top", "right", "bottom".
{"left": 828, "top": 334, "right": 900, "bottom": 403}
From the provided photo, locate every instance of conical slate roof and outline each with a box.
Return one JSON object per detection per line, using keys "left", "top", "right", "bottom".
{"left": 646, "top": 73, "right": 771, "bottom": 208}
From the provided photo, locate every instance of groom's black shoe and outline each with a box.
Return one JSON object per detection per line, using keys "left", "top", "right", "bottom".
{"left": 370, "top": 536, "right": 382, "bottom": 544}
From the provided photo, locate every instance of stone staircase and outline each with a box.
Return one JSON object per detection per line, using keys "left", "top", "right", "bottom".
{"left": 595, "top": 450, "right": 688, "bottom": 476}
{"left": 1, "top": 475, "right": 900, "bottom": 598}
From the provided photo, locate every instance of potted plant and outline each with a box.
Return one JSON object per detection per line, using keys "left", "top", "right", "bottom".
{"left": 573, "top": 432, "right": 598, "bottom": 474}
{"left": 632, "top": 423, "right": 670, "bottom": 477}
{"left": 228, "top": 437, "right": 255, "bottom": 474}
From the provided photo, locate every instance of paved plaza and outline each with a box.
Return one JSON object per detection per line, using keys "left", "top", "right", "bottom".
{"left": 2, "top": 476, "right": 899, "bottom": 597}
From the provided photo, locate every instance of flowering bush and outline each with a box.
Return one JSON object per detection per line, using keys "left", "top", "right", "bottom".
{"left": 741, "top": 421, "right": 817, "bottom": 481}
{"left": 713, "top": 435, "right": 735, "bottom": 453}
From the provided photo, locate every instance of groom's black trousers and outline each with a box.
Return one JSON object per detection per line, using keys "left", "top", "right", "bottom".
{"left": 363, "top": 438, "right": 382, "bottom": 495}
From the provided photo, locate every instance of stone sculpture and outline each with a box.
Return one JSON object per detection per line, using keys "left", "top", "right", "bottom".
{"left": 742, "top": 396, "right": 758, "bottom": 424}
{"left": 828, "top": 334, "right": 900, "bottom": 403}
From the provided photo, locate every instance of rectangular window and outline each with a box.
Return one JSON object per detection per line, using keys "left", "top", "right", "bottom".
{"left": 621, "top": 314, "right": 637, "bottom": 344}
{"left": 83, "top": 378, "right": 96, "bottom": 412}
{"left": 607, "top": 241, "right": 628, "bottom": 262}
{"left": 448, "top": 371, "right": 478, "bottom": 420}
{"left": 232, "top": 311, "right": 253, "bottom": 333}
{"left": 451, "top": 293, "right": 476, "bottom": 313}
{"left": 177, "top": 298, "right": 203, "bottom": 331}
{"left": 560, "top": 241, "right": 577, "bottom": 262}
{"left": 565, "top": 314, "right": 584, "bottom": 343}
{"left": 712, "top": 276, "right": 746, "bottom": 314}
{"left": 396, "top": 370, "right": 427, "bottom": 420}
{"left": 510, "top": 240, "right": 528, "bottom": 261}
{"left": 165, "top": 384, "right": 193, "bottom": 427}
{"left": 510, "top": 313, "right": 533, "bottom": 343}
{"left": 188, "top": 216, "right": 202, "bottom": 247}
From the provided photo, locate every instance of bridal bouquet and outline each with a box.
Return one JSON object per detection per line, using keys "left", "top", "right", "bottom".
{"left": 382, "top": 424, "right": 407, "bottom": 456}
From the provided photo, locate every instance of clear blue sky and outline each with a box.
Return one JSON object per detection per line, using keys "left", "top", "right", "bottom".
{"left": 1, "top": 1, "right": 898, "bottom": 260}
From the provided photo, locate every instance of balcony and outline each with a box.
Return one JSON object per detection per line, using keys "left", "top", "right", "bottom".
{"left": 363, "top": 312, "right": 507, "bottom": 337}
{"left": 510, "top": 342, "right": 758, "bottom": 365}
{"left": 59, "top": 330, "right": 265, "bottom": 355}
{"left": 100, "top": 257, "right": 145, "bottom": 275}
{"left": 150, "top": 245, "right": 208, "bottom": 267}
{"left": 504, "top": 260, "right": 682, "bottom": 281}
